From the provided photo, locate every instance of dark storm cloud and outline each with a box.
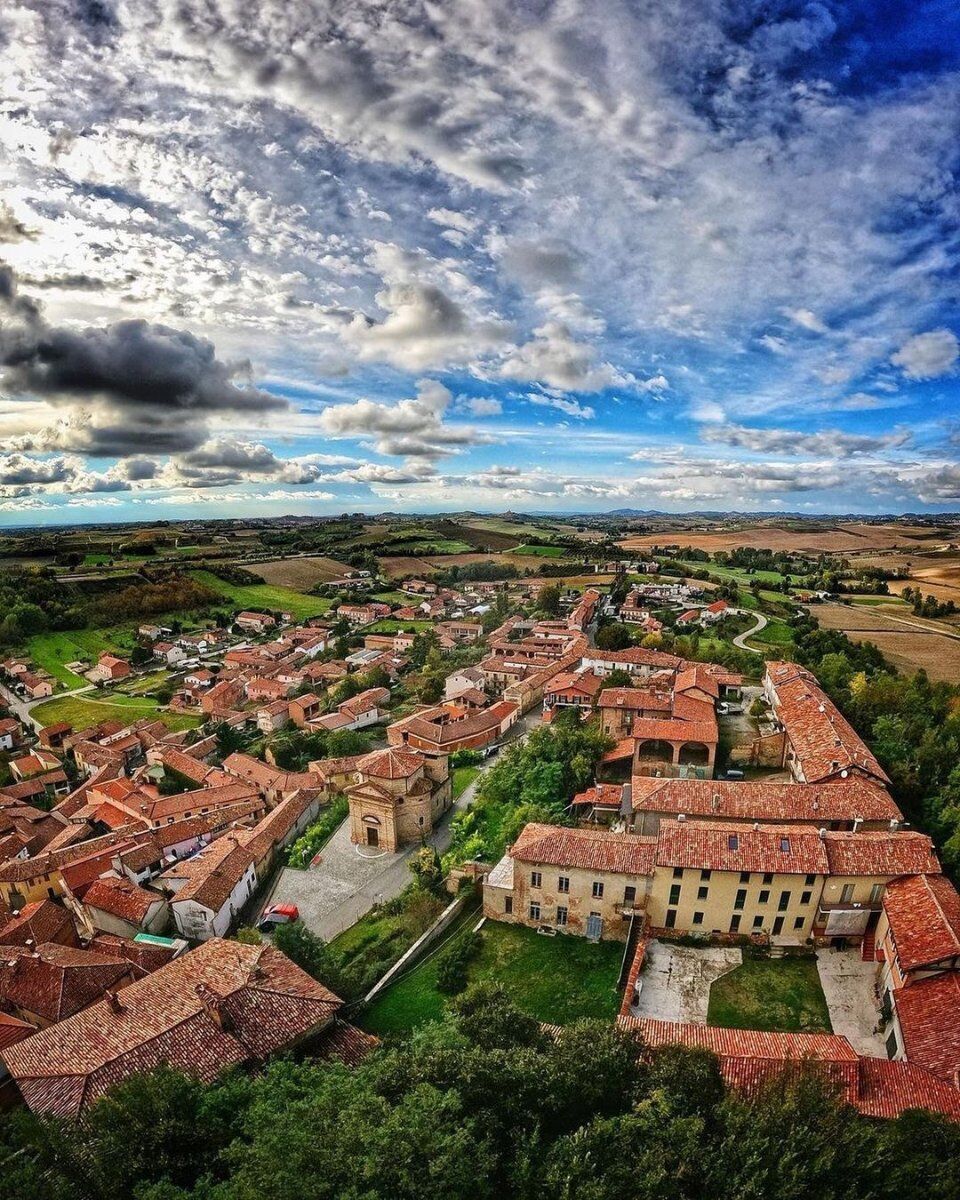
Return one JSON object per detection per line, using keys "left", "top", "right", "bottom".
{"left": 0, "top": 263, "right": 286, "bottom": 454}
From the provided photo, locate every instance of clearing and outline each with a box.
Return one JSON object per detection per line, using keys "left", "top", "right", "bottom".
{"left": 27, "top": 629, "right": 126, "bottom": 688}
{"left": 363, "top": 919, "right": 625, "bottom": 1036}
{"left": 707, "top": 951, "right": 832, "bottom": 1033}
{"left": 247, "top": 556, "right": 352, "bottom": 589}
{"left": 190, "top": 570, "right": 333, "bottom": 620}
{"left": 31, "top": 694, "right": 201, "bottom": 733}
{"left": 813, "top": 601, "right": 960, "bottom": 681}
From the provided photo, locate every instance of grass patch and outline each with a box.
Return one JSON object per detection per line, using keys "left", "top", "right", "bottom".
{"left": 190, "top": 570, "right": 333, "bottom": 620}
{"left": 707, "top": 952, "right": 832, "bottom": 1033}
{"left": 330, "top": 890, "right": 446, "bottom": 996}
{"left": 747, "top": 618, "right": 795, "bottom": 649}
{"left": 363, "top": 920, "right": 623, "bottom": 1036}
{"left": 31, "top": 694, "right": 201, "bottom": 734}
{"left": 27, "top": 629, "right": 127, "bottom": 688}
{"left": 365, "top": 619, "right": 435, "bottom": 634}
{"left": 452, "top": 765, "right": 480, "bottom": 799}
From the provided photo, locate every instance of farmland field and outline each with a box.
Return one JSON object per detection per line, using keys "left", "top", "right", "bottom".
{"left": 377, "top": 552, "right": 564, "bottom": 578}
{"left": 619, "top": 522, "right": 953, "bottom": 556}
{"left": 32, "top": 694, "right": 202, "bottom": 733}
{"left": 247, "top": 556, "right": 351, "bottom": 589}
{"left": 813, "top": 601, "right": 960, "bottom": 680}
{"left": 508, "top": 543, "right": 566, "bottom": 557}
{"left": 190, "top": 570, "right": 333, "bottom": 619}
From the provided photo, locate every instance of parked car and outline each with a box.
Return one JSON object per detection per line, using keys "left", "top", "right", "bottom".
{"left": 257, "top": 902, "right": 300, "bottom": 931}
{"left": 723, "top": 768, "right": 745, "bottom": 780}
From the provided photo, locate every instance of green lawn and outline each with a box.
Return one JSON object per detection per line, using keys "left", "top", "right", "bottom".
{"left": 746, "top": 617, "right": 795, "bottom": 650}
{"left": 707, "top": 952, "right": 832, "bottom": 1033}
{"left": 452, "top": 765, "right": 480, "bottom": 799}
{"left": 365, "top": 619, "right": 435, "bottom": 634}
{"left": 31, "top": 694, "right": 202, "bottom": 734}
{"left": 676, "top": 560, "right": 797, "bottom": 588}
{"left": 372, "top": 591, "right": 413, "bottom": 605}
{"left": 27, "top": 629, "right": 128, "bottom": 688}
{"left": 329, "top": 892, "right": 446, "bottom": 995}
{"left": 190, "top": 570, "right": 333, "bottom": 620}
{"left": 363, "top": 919, "right": 624, "bottom": 1036}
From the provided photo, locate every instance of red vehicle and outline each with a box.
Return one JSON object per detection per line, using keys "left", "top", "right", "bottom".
{"left": 257, "top": 902, "right": 300, "bottom": 931}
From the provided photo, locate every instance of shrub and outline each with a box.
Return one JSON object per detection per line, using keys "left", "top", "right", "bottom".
{"left": 436, "top": 930, "right": 481, "bottom": 995}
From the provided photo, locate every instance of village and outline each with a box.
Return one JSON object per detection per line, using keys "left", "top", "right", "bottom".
{"left": 0, "top": 559, "right": 954, "bottom": 1127}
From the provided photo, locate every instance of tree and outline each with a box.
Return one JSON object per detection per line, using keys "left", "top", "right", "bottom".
{"left": 536, "top": 584, "right": 561, "bottom": 616}
{"left": 409, "top": 845, "right": 444, "bottom": 891}
{"left": 595, "top": 622, "right": 632, "bottom": 651}
{"left": 603, "top": 668, "right": 634, "bottom": 690}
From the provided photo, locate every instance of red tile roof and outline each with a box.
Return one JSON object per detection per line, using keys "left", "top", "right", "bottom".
{"left": 632, "top": 716, "right": 717, "bottom": 744}
{"left": 83, "top": 876, "right": 163, "bottom": 925}
{"left": 0, "top": 939, "right": 343, "bottom": 1116}
{"left": 358, "top": 747, "right": 424, "bottom": 779}
{"left": 510, "top": 823, "right": 656, "bottom": 875}
{"left": 823, "top": 830, "right": 940, "bottom": 878}
{"left": 656, "top": 820, "right": 829, "bottom": 875}
{"left": 893, "top": 973, "right": 960, "bottom": 1084}
{"left": 883, "top": 873, "right": 960, "bottom": 972}
{"left": 0, "top": 943, "right": 134, "bottom": 1023}
{"left": 629, "top": 776, "right": 902, "bottom": 824}
{"left": 0, "top": 1011, "right": 35, "bottom": 1053}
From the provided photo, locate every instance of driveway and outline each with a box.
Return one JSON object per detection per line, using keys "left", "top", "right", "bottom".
{"left": 630, "top": 939, "right": 742, "bottom": 1023}
{"left": 732, "top": 610, "right": 768, "bottom": 652}
{"left": 816, "top": 946, "right": 887, "bottom": 1056}
{"left": 265, "top": 709, "right": 538, "bottom": 942}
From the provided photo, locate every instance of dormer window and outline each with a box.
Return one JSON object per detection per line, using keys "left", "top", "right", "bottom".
{"left": 728, "top": 834, "right": 739, "bottom": 851}
{"left": 780, "top": 837, "right": 790, "bottom": 853}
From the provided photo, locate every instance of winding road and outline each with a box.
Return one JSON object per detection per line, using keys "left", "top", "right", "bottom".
{"left": 731, "top": 610, "right": 768, "bottom": 653}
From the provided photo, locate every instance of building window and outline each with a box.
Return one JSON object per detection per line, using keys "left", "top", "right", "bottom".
{"left": 692, "top": 911, "right": 704, "bottom": 925}
{"left": 697, "top": 885, "right": 709, "bottom": 900}
{"left": 840, "top": 883, "right": 855, "bottom": 903}
{"left": 558, "top": 875, "right": 570, "bottom": 893}
{"left": 870, "top": 883, "right": 884, "bottom": 903}
{"left": 805, "top": 874, "right": 816, "bottom": 886}
{"left": 778, "top": 891, "right": 791, "bottom": 912}
{"left": 739, "top": 871, "right": 751, "bottom": 883}
{"left": 504, "top": 896, "right": 513, "bottom": 915}
{"left": 730, "top": 914, "right": 741, "bottom": 933}
{"left": 727, "top": 834, "right": 739, "bottom": 851}
{"left": 734, "top": 888, "right": 746, "bottom": 910}
{"left": 701, "top": 869, "right": 712, "bottom": 881}
{"left": 592, "top": 881, "right": 604, "bottom": 899}
{"left": 759, "top": 889, "right": 770, "bottom": 904}
{"left": 794, "top": 916, "right": 804, "bottom": 930}
{"left": 801, "top": 890, "right": 812, "bottom": 905}
{"left": 762, "top": 872, "right": 773, "bottom": 884}
{"left": 665, "top": 909, "right": 677, "bottom": 929}
{"left": 529, "top": 902, "right": 541, "bottom": 920}
{"left": 623, "top": 885, "right": 636, "bottom": 904}
{"left": 753, "top": 915, "right": 763, "bottom": 928}
{"left": 531, "top": 871, "right": 542, "bottom": 888}
{"left": 673, "top": 866, "right": 684, "bottom": 879}
{"left": 556, "top": 906, "right": 568, "bottom": 927}
{"left": 669, "top": 883, "right": 681, "bottom": 906}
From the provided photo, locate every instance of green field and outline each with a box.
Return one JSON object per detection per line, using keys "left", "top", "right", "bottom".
{"left": 31, "top": 693, "right": 202, "bottom": 733}
{"left": 677, "top": 560, "right": 797, "bottom": 588}
{"left": 363, "top": 919, "right": 624, "bottom": 1036}
{"left": 190, "top": 570, "right": 333, "bottom": 620}
{"left": 508, "top": 543, "right": 567, "bottom": 558}
{"left": 27, "top": 629, "right": 128, "bottom": 688}
{"left": 452, "top": 765, "right": 480, "bottom": 799}
{"left": 745, "top": 617, "right": 795, "bottom": 650}
{"left": 365, "top": 619, "right": 435, "bottom": 634}
{"left": 708, "top": 953, "right": 831, "bottom": 1033}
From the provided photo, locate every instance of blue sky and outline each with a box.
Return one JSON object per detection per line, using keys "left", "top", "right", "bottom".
{"left": 1, "top": 0, "right": 959, "bottom": 523}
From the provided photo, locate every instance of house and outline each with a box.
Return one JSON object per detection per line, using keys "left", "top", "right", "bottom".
{"left": 0, "top": 718, "right": 22, "bottom": 752}
{"left": 163, "top": 834, "right": 257, "bottom": 941}
{"left": 1, "top": 939, "right": 374, "bottom": 1117}
{"left": 153, "top": 641, "right": 187, "bottom": 665}
{"left": 19, "top": 673, "right": 53, "bottom": 700}
{"left": 37, "top": 721, "right": 72, "bottom": 750}
{"left": 445, "top": 665, "right": 486, "bottom": 700}
{"left": 675, "top": 610, "right": 699, "bottom": 627}
{"left": 0, "top": 943, "right": 136, "bottom": 1027}
{"left": 0, "top": 899, "right": 79, "bottom": 948}
{"left": 92, "top": 654, "right": 132, "bottom": 682}
{"left": 257, "top": 698, "right": 292, "bottom": 734}
{"left": 290, "top": 693, "right": 324, "bottom": 728}
{"left": 700, "top": 599, "right": 730, "bottom": 624}
{"left": 387, "top": 699, "right": 517, "bottom": 756}
{"left": 200, "top": 678, "right": 245, "bottom": 716}
{"left": 82, "top": 874, "right": 169, "bottom": 938}
{"left": 542, "top": 669, "right": 604, "bottom": 719}
{"left": 235, "top": 611, "right": 277, "bottom": 634}
{"left": 346, "top": 748, "right": 452, "bottom": 853}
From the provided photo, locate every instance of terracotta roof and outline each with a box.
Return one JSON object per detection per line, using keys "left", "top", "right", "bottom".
{"left": 0, "top": 1011, "right": 35, "bottom": 1052}
{"left": 0, "top": 943, "right": 133, "bottom": 1023}
{"left": 893, "top": 973, "right": 960, "bottom": 1084}
{"left": 629, "top": 776, "right": 902, "bottom": 824}
{"left": 166, "top": 836, "right": 255, "bottom": 913}
{"left": 823, "top": 830, "right": 940, "bottom": 878}
{"left": 0, "top": 900, "right": 77, "bottom": 948}
{"left": 883, "top": 873, "right": 960, "bottom": 972}
{"left": 311, "top": 1020, "right": 379, "bottom": 1067}
{"left": 358, "top": 747, "right": 424, "bottom": 780}
{"left": 1, "top": 939, "right": 343, "bottom": 1116}
{"left": 88, "top": 934, "right": 178, "bottom": 978}
{"left": 84, "top": 876, "right": 163, "bottom": 925}
{"left": 656, "top": 820, "right": 829, "bottom": 875}
{"left": 510, "top": 823, "right": 656, "bottom": 875}
{"left": 571, "top": 783, "right": 625, "bottom": 809}
{"left": 598, "top": 687, "right": 672, "bottom": 711}
{"left": 632, "top": 716, "right": 717, "bottom": 744}
{"left": 620, "top": 1016, "right": 960, "bottom": 1120}
{"left": 339, "top": 686, "right": 390, "bottom": 718}
{"left": 766, "top": 661, "right": 889, "bottom": 784}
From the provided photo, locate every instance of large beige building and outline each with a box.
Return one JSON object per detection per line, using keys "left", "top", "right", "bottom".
{"left": 346, "top": 747, "right": 451, "bottom": 853}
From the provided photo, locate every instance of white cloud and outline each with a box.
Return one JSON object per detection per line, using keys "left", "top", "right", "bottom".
{"left": 891, "top": 330, "right": 959, "bottom": 380}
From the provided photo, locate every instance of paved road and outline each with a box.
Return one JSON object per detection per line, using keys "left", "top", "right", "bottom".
{"left": 731, "top": 610, "right": 768, "bottom": 653}
{"left": 265, "top": 709, "right": 541, "bottom": 942}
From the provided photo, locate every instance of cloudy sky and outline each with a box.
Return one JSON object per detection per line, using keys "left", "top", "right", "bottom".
{"left": 1, "top": 0, "right": 959, "bottom": 524}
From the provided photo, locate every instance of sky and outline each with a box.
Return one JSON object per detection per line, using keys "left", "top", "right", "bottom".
{"left": 1, "top": 0, "right": 959, "bottom": 525}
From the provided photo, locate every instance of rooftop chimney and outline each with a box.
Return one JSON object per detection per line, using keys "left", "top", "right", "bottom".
{"left": 106, "top": 990, "right": 124, "bottom": 1014}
